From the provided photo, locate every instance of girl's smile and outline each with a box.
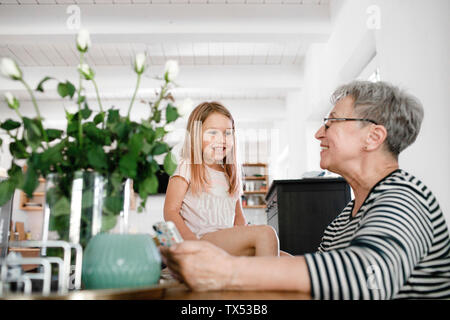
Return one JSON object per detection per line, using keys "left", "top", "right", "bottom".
{"left": 202, "top": 112, "right": 234, "bottom": 165}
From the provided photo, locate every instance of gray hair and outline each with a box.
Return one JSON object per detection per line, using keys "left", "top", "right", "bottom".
{"left": 331, "top": 80, "right": 424, "bottom": 157}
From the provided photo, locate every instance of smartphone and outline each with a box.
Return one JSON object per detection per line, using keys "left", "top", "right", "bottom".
{"left": 152, "top": 221, "right": 184, "bottom": 247}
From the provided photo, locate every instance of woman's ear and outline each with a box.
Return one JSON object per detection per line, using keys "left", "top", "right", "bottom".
{"left": 365, "top": 125, "right": 388, "bottom": 151}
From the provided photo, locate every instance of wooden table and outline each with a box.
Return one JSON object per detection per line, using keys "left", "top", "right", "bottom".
{"left": 4, "top": 281, "right": 311, "bottom": 300}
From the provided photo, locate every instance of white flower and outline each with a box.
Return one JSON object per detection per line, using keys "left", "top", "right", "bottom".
{"left": 1, "top": 58, "right": 22, "bottom": 80}
{"left": 177, "top": 98, "right": 194, "bottom": 117}
{"left": 4, "top": 92, "right": 14, "bottom": 105}
{"left": 164, "top": 60, "right": 179, "bottom": 82}
{"left": 78, "top": 63, "right": 95, "bottom": 80}
{"left": 4, "top": 92, "right": 19, "bottom": 109}
{"left": 134, "top": 53, "right": 146, "bottom": 74}
{"left": 164, "top": 123, "right": 175, "bottom": 132}
{"left": 76, "top": 28, "right": 91, "bottom": 53}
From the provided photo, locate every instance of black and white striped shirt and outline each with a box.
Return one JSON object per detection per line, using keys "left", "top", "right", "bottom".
{"left": 304, "top": 169, "right": 450, "bottom": 299}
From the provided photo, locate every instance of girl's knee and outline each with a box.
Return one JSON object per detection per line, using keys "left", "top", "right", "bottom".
{"left": 253, "top": 225, "right": 278, "bottom": 242}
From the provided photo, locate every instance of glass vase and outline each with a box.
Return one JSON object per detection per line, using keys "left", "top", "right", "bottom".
{"left": 41, "top": 170, "right": 105, "bottom": 252}
{"left": 42, "top": 171, "right": 132, "bottom": 250}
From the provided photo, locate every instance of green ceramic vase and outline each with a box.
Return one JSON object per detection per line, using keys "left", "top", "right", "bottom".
{"left": 81, "top": 233, "right": 161, "bottom": 290}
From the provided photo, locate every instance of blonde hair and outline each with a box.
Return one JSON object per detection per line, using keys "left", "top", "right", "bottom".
{"left": 180, "top": 101, "right": 241, "bottom": 196}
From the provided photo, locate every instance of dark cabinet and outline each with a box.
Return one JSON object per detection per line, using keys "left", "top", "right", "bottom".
{"left": 265, "top": 178, "right": 351, "bottom": 255}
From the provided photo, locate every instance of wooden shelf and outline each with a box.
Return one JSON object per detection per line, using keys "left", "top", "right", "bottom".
{"left": 244, "top": 191, "right": 267, "bottom": 195}
{"left": 243, "top": 176, "right": 267, "bottom": 180}
{"left": 242, "top": 163, "right": 267, "bottom": 167}
{"left": 20, "top": 205, "right": 44, "bottom": 211}
{"left": 8, "top": 247, "right": 40, "bottom": 271}
{"left": 243, "top": 205, "right": 266, "bottom": 209}
{"left": 242, "top": 163, "right": 268, "bottom": 209}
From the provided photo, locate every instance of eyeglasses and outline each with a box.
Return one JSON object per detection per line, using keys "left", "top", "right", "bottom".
{"left": 322, "top": 117, "right": 378, "bottom": 130}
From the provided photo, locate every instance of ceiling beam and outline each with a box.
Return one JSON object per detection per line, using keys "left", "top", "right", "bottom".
{"left": 0, "top": 4, "right": 330, "bottom": 44}
{"left": 0, "top": 64, "right": 303, "bottom": 99}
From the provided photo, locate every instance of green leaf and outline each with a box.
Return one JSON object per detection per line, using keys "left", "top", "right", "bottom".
{"left": 57, "top": 82, "right": 69, "bottom": 98}
{"left": 101, "top": 213, "right": 117, "bottom": 232}
{"left": 155, "top": 127, "right": 165, "bottom": 140}
{"left": 50, "top": 197, "right": 71, "bottom": 217}
{"left": 67, "top": 119, "right": 78, "bottom": 137}
{"left": 113, "top": 121, "right": 130, "bottom": 140}
{"left": 9, "top": 140, "right": 28, "bottom": 159}
{"left": 119, "top": 153, "right": 137, "bottom": 178}
{"left": 152, "top": 109, "right": 161, "bottom": 123}
{"left": 81, "top": 190, "right": 94, "bottom": 210}
{"left": 107, "top": 109, "right": 120, "bottom": 126}
{"left": 141, "top": 174, "right": 159, "bottom": 195}
{"left": 0, "top": 119, "right": 21, "bottom": 131}
{"left": 77, "top": 95, "right": 86, "bottom": 104}
{"left": 87, "top": 145, "right": 108, "bottom": 170}
{"left": 93, "top": 112, "right": 105, "bottom": 125}
{"left": 23, "top": 117, "right": 42, "bottom": 150}
{"left": 0, "top": 179, "right": 15, "bottom": 206}
{"left": 151, "top": 141, "right": 169, "bottom": 156}
{"left": 150, "top": 159, "right": 160, "bottom": 174}
{"left": 41, "top": 143, "right": 63, "bottom": 167}
{"left": 23, "top": 118, "right": 41, "bottom": 136}
{"left": 108, "top": 172, "right": 124, "bottom": 194}
{"left": 103, "top": 196, "right": 123, "bottom": 216}
{"left": 165, "top": 103, "right": 179, "bottom": 123}
{"left": 84, "top": 123, "right": 105, "bottom": 144}
{"left": 46, "top": 129, "right": 63, "bottom": 141}
{"left": 128, "top": 133, "right": 143, "bottom": 157}
{"left": 57, "top": 81, "right": 76, "bottom": 99}
{"left": 65, "top": 110, "right": 75, "bottom": 121}
{"left": 67, "top": 82, "right": 76, "bottom": 98}
{"left": 81, "top": 107, "right": 92, "bottom": 120}
{"left": 142, "top": 127, "right": 155, "bottom": 144}
{"left": 22, "top": 166, "right": 39, "bottom": 198}
{"left": 35, "top": 76, "right": 54, "bottom": 92}
{"left": 163, "top": 151, "right": 177, "bottom": 176}
{"left": 7, "top": 164, "right": 24, "bottom": 186}
{"left": 141, "top": 141, "right": 152, "bottom": 154}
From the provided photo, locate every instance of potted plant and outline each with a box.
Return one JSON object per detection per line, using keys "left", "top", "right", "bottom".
{"left": 0, "top": 29, "right": 192, "bottom": 249}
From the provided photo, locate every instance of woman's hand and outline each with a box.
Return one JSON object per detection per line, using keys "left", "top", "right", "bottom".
{"left": 160, "top": 241, "right": 235, "bottom": 291}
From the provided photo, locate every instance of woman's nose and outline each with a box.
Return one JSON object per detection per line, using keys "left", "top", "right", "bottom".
{"left": 315, "top": 125, "right": 325, "bottom": 140}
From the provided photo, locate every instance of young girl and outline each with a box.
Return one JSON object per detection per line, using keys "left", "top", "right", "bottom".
{"left": 164, "top": 101, "right": 279, "bottom": 257}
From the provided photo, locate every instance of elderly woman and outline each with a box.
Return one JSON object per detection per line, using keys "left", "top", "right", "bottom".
{"left": 160, "top": 81, "right": 450, "bottom": 299}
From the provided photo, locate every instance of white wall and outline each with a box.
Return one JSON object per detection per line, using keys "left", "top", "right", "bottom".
{"left": 375, "top": 0, "right": 450, "bottom": 223}
{"left": 301, "top": 0, "right": 450, "bottom": 223}
{"left": 286, "top": 90, "right": 307, "bottom": 179}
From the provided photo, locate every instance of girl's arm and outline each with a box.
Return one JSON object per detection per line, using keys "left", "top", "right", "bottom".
{"left": 234, "top": 198, "right": 247, "bottom": 226}
{"left": 163, "top": 176, "right": 198, "bottom": 240}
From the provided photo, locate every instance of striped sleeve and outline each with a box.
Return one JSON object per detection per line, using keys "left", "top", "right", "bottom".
{"left": 304, "top": 186, "right": 433, "bottom": 300}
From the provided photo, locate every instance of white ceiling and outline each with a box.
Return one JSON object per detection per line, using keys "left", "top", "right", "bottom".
{"left": 1, "top": 42, "right": 306, "bottom": 67}
{"left": 0, "top": 2, "right": 332, "bottom": 100}
{"left": 1, "top": 0, "right": 329, "bottom": 5}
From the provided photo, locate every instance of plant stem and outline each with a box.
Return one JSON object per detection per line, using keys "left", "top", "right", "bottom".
{"left": 21, "top": 80, "right": 41, "bottom": 119}
{"left": 149, "top": 81, "right": 168, "bottom": 122}
{"left": 13, "top": 108, "right": 24, "bottom": 122}
{"left": 77, "top": 53, "right": 85, "bottom": 148}
{"left": 20, "top": 79, "right": 49, "bottom": 149}
{"left": 92, "top": 79, "right": 105, "bottom": 128}
{"left": 92, "top": 79, "right": 104, "bottom": 113}
{"left": 127, "top": 73, "right": 142, "bottom": 119}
